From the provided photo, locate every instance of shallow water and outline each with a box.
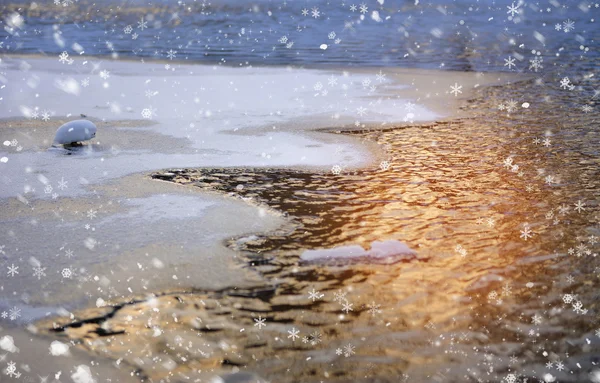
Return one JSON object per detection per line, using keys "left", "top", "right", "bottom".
{"left": 40, "top": 79, "right": 600, "bottom": 382}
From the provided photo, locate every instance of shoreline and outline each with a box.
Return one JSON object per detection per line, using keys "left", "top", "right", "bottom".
{"left": 0, "top": 55, "right": 524, "bottom": 382}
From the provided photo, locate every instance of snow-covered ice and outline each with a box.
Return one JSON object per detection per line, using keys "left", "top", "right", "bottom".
{"left": 301, "top": 240, "right": 416, "bottom": 263}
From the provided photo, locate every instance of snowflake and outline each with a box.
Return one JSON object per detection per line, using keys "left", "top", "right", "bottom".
{"left": 57, "top": 177, "right": 68, "bottom": 190}
{"left": 356, "top": 106, "right": 367, "bottom": 116}
{"left": 574, "top": 200, "right": 586, "bottom": 213}
{"left": 41, "top": 111, "right": 51, "bottom": 121}
{"left": 138, "top": 16, "right": 148, "bottom": 30}
{"left": 359, "top": 3, "right": 368, "bottom": 14}
{"left": 61, "top": 268, "right": 72, "bottom": 279}
{"left": 506, "top": 2, "right": 520, "bottom": 17}
{"left": 308, "top": 288, "right": 324, "bottom": 302}
{"left": 87, "top": 209, "right": 97, "bottom": 219}
{"left": 341, "top": 300, "right": 354, "bottom": 314}
{"left": 504, "top": 56, "right": 516, "bottom": 69}
{"left": 331, "top": 165, "right": 342, "bottom": 175}
{"left": 311, "top": 7, "right": 320, "bottom": 18}
{"left": 166, "top": 49, "right": 177, "bottom": 60}
{"left": 124, "top": 25, "right": 133, "bottom": 34}
{"left": 349, "top": 4, "right": 357, "bottom": 12}
{"left": 559, "top": 77, "right": 572, "bottom": 89}
{"left": 328, "top": 32, "right": 336, "bottom": 40}
{"left": 287, "top": 327, "right": 300, "bottom": 341}
{"left": 0, "top": 245, "right": 5, "bottom": 255}
{"left": 582, "top": 105, "right": 593, "bottom": 113}
{"left": 450, "top": 83, "right": 462, "bottom": 97}
{"left": 541, "top": 137, "right": 551, "bottom": 147}
{"left": 278, "top": 35, "right": 288, "bottom": 44}
{"left": 308, "top": 331, "right": 322, "bottom": 345}
{"left": 531, "top": 314, "right": 542, "bottom": 325}
{"left": 5, "top": 361, "right": 18, "bottom": 377}
{"left": 558, "top": 204, "right": 570, "bottom": 215}
{"left": 81, "top": 78, "right": 90, "bottom": 87}
{"left": 375, "top": 70, "right": 386, "bottom": 83}
{"left": 505, "top": 99, "right": 518, "bottom": 113}
{"left": 301, "top": 8, "right": 308, "bottom": 16}
{"left": 562, "top": 19, "right": 575, "bottom": 32}
{"left": 335, "top": 348, "right": 343, "bottom": 355}
{"left": 99, "top": 70, "right": 110, "bottom": 80}
{"left": 504, "top": 373, "right": 517, "bottom": 383}
{"left": 529, "top": 56, "right": 543, "bottom": 72}
{"left": 572, "top": 300, "right": 586, "bottom": 314}
{"left": 367, "top": 301, "right": 381, "bottom": 316}
{"left": 33, "top": 265, "right": 46, "bottom": 280}
{"left": 333, "top": 289, "right": 347, "bottom": 303}
{"left": 141, "top": 108, "right": 154, "bottom": 119}
{"left": 58, "top": 51, "right": 69, "bottom": 64}
{"left": 379, "top": 161, "right": 391, "bottom": 171}
{"left": 44, "top": 184, "right": 53, "bottom": 194}
{"left": 520, "top": 225, "right": 534, "bottom": 240}
{"left": 343, "top": 343, "right": 355, "bottom": 357}
{"left": 9, "top": 306, "right": 21, "bottom": 321}
{"left": 555, "top": 360, "right": 565, "bottom": 371}
{"left": 253, "top": 315, "right": 266, "bottom": 329}
{"left": 7, "top": 264, "right": 18, "bottom": 277}
{"left": 65, "top": 249, "right": 74, "bottom": 258}
{"left": 595, "top": 329, "right": 600, "bottom": 338}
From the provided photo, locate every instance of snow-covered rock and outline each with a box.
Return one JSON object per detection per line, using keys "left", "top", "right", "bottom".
{"left": 53, "top": 119, "right": 97, "bottom": 145}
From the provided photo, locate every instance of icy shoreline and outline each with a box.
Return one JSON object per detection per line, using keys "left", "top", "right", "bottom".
{"left": 0, "top": 55, "right": 519, "bottom": 382}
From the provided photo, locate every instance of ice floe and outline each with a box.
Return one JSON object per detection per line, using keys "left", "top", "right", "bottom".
{"left": 301, "top": 240, "right": 417, "bottom": 264}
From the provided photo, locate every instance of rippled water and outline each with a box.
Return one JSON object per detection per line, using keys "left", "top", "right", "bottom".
{"left": 2, "top": 0, "right": 598, "bottom": 72}
{"left": 41, "top": 78, "right": 600, "bottom": 382}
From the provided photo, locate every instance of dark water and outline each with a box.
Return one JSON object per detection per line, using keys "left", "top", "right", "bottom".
{"left": 2, "top": 0, "right": 598, "bottom": 73}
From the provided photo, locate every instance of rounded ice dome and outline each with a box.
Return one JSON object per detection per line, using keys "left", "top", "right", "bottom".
{"left": 53, "top": 119, "right": 97, "bottom": 145}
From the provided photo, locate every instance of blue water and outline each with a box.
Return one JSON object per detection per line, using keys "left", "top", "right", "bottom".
{"left": 1, "top": 0, "right": 598, "bottom": 73}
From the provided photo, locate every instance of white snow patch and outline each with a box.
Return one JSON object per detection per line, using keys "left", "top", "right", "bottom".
{"left": 0, "top": 335, "right": 19, "bottom": 353}
{"left": 49, "top": 340, "right": 71, "bottom": 356}
{"left": 71, "top": 365, "right": 96, "bottom": 383}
